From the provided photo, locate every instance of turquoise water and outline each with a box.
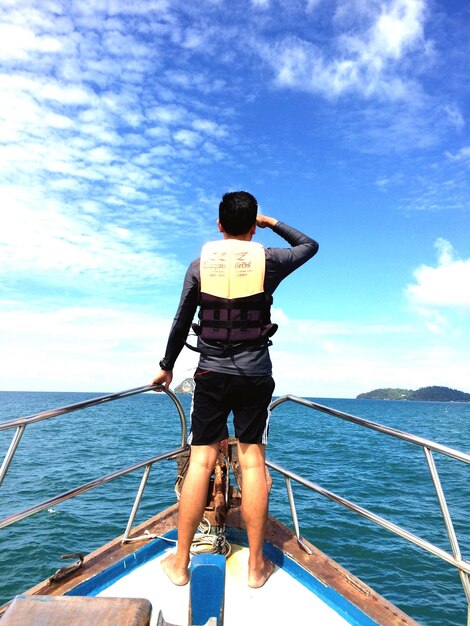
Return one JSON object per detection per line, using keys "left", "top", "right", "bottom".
{"left": 0, "top": 391, "right": 469, "bottom": 625}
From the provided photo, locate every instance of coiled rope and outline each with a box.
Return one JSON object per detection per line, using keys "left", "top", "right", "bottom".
{"left": 124, "top": 516, "right": 231, "bottom": 557}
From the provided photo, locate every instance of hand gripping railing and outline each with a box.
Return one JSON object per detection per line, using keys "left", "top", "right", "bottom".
{"left": 268, "top": 395, "right": 470, "bottom": 619}
{"left": 0, "top": 385, "right": 188, "bottom": 541}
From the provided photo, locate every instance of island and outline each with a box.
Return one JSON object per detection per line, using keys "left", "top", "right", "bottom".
{"left": 174, "top": 378, "right": 195, "bottom": 394}
{"left": 357, "top": 386, "right": 470, "bottom": 402}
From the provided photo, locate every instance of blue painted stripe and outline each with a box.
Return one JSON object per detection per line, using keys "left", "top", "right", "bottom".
{"left": 224, "top": 528, "right": 378, "bottom": 626}
{"left": 66, "top": 529, "right": 177, "bottom": 597}
{"left": 66, "top": 527, "right": 378, "bottom": 625}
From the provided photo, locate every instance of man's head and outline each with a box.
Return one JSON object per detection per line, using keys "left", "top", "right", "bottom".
{"left": 218, "top": 191, "right": 258, "bottom": 236}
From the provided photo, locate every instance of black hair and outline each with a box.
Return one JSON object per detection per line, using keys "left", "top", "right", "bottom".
{"left": 218, "top": 191, "right": 258, "bottom": 236}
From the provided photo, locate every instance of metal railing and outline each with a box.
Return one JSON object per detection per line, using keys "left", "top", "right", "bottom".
{"left": 268, "top": 394, "right": 470, "bottom": 619}
{"left": 0, "top": 385, "right": 188, "bottom": 541}
{"left": 1, "top": 389, "right": 469, "bottom": 620}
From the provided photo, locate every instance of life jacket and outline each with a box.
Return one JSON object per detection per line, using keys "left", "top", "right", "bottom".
{"left": 190, "top": 239, "right": 277, "bottom": 354}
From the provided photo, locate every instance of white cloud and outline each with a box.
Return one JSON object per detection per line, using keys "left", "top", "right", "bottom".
{"left": 39, "top": 82, "right": 97, "bottom": 105}
{"left": 3, "top": 300, "right": 468, "bottom": 397}
{"left": 174, "top": 129, "right": 201, "bottom": 148}
{"left": 0, "top": 305, "right": 185, "bottom": 392}
{"left": 271, "top": 342, "right": 470, "bottom": 398}
{"left": 268, "top": 305, "right": 470, "bottom": 396}
{"left": 367, "top": 0, "right": 424, "bottom": 59}
{"left": 443, "top": 104, "right": 465, "bottom": 130}
{"left": 2, "top": 293, "right": 469, "bottom": 397}
{"left": 270, "top": 319, "right": 470, "bottom": 397}
{"left": 148, "top": 105, "right": 189, "bottom": 126}
{"left": 306, "top": 0, "right": 323, "bottom": 11}
{"left": 0, "top": 185, "right": 184, "bottom": 289}
{"left": 44, "top": 112, "right": 75, "bottom": 129}
{"left": 261, "top": 0, "right": 426, "bottom": 100}
{"left": 0, "top": 23, "right": 62, "bottom": 59}
{"left": 192, "top": 118, "right": 228, "bottom": 138}
{"left": 87, "top": 146, "right": 116, "bottom": 163}
{"left": 271, "top": 311, "right": 413, "bottom": 339}
{"left": 406, "top": 239, "right": 470, "bottom": 308}
{"left": 163, "top": 70, "right": 226, "bottom": 95}
{"left": 0, "top": 3, "right": 239, "bottom": 307}
{"left": 445, "top": 146, "right": 470, "bottom": 162}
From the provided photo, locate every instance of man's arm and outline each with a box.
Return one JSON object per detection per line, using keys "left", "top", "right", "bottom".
{"left": 256, "top": 213, "right": 319, "bottom": 293}
{"left": 152, "top": 368, "right": 173, "bottom": 388}
{"left": 256, "top": 215, "right": 278, "bottom": 229}
{"left": 151, "top": 261, "right": 199, "bottom": 388}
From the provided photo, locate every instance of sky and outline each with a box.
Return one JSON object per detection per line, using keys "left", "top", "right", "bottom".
{"left": 1, "top": 0, "right": 469, "bottom": 398}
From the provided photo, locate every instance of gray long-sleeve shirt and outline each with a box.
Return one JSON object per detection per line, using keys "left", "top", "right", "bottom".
{"left": 161, "top": 221, "right": 319, "bottom": 376}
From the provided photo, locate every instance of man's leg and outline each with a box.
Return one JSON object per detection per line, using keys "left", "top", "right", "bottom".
{"left": 162, "top": 443, "right": 219, "bottom": 585}
{"left": 237, "top": 441, "right": 275, "bottom": 588}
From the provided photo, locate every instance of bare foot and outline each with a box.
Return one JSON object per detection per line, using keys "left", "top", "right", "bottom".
{"left": 161, "top": 553, "right": 189, "bottom": 586}
{"left": 248, "top": 557, "right": 275, "bottom": 588}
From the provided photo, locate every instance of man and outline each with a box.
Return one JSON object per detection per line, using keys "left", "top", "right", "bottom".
{"left": 152, "top": 191, "right": 318, "bottom": 588}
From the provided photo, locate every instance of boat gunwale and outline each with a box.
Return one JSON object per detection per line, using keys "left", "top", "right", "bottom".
{"left": 0, "top": 504, "right": 420, "bottom": 626}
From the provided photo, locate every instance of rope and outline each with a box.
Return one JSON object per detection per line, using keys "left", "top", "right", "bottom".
{"left": 123, "top": 529, "right": 177, "bottom": 543}
{"left": 124, "top": 517, "right": 232, "bottom": 557}
{"left": 197, "top": 516, "right": 211, "bottom": 535}
{"left": 191, "top": 516, "right": 231, "bottom": 557}
{"left": 190, "top": 533, "right": 231, "bottom": 557}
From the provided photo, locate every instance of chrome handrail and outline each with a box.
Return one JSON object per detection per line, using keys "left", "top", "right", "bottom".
{"left": 0, "top": 446, "right": 185, "bottom": 530}
{"left": 0, "top": 384, "right": 187, "bottom": 487}
{"left": 268, "top": 395, "right": 470, "bottom": 615}
{"left": 0, "top": 385, "right": 189, "bottom": 538}
{"left": 270, "top": 395, "right": 470, "bottom": 463}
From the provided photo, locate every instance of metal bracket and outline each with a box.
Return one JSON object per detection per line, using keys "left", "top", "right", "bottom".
{"left": 216, "top": 527, "right": 226, "bottom": 555}
{"left": 48, "top": 553, "right": 84, "bottom": 583}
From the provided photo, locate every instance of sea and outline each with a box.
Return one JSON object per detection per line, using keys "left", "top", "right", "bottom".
{"left": 0, "top": 390, "right": 469, "bottom": 625}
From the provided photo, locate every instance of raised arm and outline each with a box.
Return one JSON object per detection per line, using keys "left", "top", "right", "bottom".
{"left": 256, "top": 214, "right": 278, "bottom": 229}
{"left": 256, "top": 215, "right": 319, "bottom": 293}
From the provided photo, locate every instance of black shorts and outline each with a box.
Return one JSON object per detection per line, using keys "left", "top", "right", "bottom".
{"left": 188, "top": 369, "right": 275, "bottom": 446}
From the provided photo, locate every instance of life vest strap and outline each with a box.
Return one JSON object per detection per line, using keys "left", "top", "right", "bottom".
{"left": 184, "top": 338, "right": 273, "bottom": 357}
{"left": 198, "top": 319, "right": 265, "bottom": 330}
{"left": 199, "top": 299, "right": 269, "bottom": 311}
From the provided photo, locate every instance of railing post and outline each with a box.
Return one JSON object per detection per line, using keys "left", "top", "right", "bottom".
{"left": 122, "top": 464, "right": 152, "bottom": 543}
{"left": 283, "top": 475, "right": 312, "bottom": 555}
{"left": 424, "top": 447, "right": 470, "bottom": 608}
{"left": 0, "top": 425, "right": 26, "bottom": 487}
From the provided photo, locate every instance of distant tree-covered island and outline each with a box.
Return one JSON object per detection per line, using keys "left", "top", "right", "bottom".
{"left": 357, "top": 386, "right": 470, "bottom": 402}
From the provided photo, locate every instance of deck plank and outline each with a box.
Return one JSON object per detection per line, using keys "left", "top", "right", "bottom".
{"left": 1, "top": 595, "right": 151, "bottom": 626}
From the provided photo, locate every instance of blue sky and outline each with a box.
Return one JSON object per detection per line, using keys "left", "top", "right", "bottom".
{"left": 1, "top": 0, "right": 469, "bottom": 397}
